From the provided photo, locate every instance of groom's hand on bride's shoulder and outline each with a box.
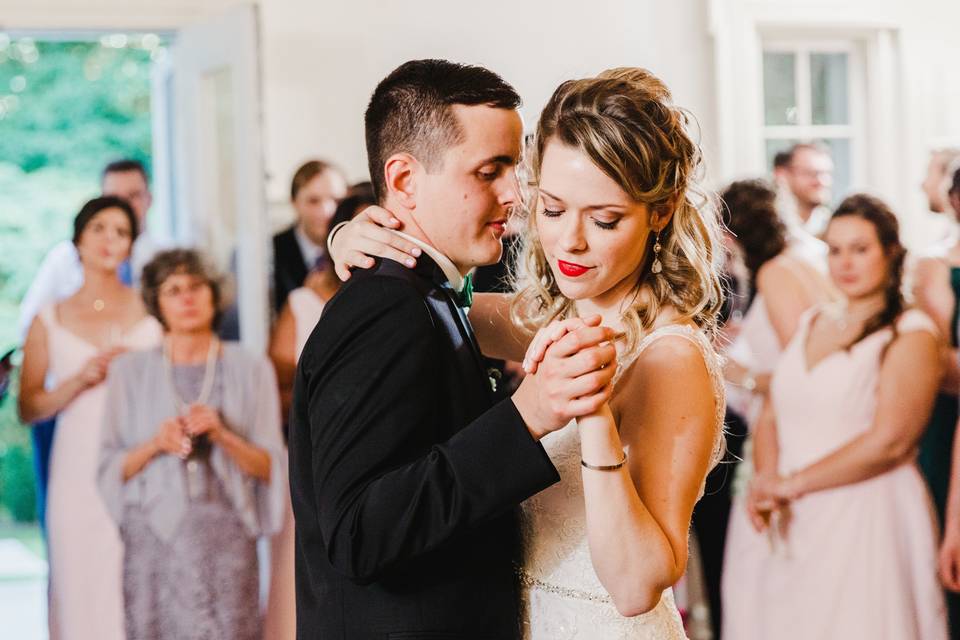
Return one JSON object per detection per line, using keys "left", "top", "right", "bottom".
{"left": 512, "top": 320, "right": 618, "bottom": 441}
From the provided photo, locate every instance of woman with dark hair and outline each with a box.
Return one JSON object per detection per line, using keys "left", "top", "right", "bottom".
{"left": 270, "top": 185, "right": 377, "bottom": 408}
{"left": 19, "top": 196, "right": 162, "bottom": 640}
{"left": 723, "top": 194, "right": 947, "bottom": 639}
{"left": 263, "top": 185, "right": 376, "bottom": 640}
{"left": 97, "top": 249, "right": 286, "bottom": 640}
{"left": 721, "top": 179, "right": 835, "bottom": 403}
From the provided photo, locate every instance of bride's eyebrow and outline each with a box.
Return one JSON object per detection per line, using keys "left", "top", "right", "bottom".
{"left": 540, "top": 188, "right": 627, "bottom": 212}
{"left": 538, "top": 188, "right": 565, "bottom": 203}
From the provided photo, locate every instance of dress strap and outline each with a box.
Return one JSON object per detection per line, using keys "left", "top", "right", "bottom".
{"left": 621, "top": 324, "right": 727, "bottom": 467}
{"left": 36, "top": 303, "right": 57, "bottom": 331}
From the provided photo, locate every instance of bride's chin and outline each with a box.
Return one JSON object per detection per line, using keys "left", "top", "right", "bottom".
{"left": 554, "top": 282, "right": 595, "bottom": 301}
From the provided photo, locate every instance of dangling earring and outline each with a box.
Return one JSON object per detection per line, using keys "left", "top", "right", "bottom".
{"left": 651, "top": 231, "right": 663, "bottom": 274}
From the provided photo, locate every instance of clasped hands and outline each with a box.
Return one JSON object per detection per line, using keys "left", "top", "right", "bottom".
{"left": 153, "top": 405, "right": 225, "bottom": 459}
{"left": 746, "top": 471, "right": 803, "bottom": 536}
{"left": 512, "top": 316, "right": 619, "bottom": 439}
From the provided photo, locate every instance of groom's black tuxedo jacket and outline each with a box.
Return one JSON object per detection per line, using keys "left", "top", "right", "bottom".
{"left": 288, "top": 254, "right": 560, "bottom": 639}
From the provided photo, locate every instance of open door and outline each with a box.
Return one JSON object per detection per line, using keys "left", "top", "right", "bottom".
{"left": 153, "top": 3, "right": 269, "bottom": 351}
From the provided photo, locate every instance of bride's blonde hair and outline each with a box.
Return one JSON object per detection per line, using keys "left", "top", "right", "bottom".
{"left": 511, "top": 67, "right": 725, "bottom": 358}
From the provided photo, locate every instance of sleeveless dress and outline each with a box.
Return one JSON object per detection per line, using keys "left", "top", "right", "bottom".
{"left": 39, "top": 304, "right": 162, "bottom": 640}
{"left": 264, "top": 286, "right": 326, "bottom": 640}
{"left": 722, "top": 308, "right": 948, "bottom": 639}
{"left": 519, "top": 324, "right": 726, "bottom": 639}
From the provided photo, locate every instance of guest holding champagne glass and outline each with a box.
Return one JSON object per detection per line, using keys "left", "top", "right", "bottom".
{"left": 18, "top": 196, "right": 162, "bottom": 640}
{"left": 97, "top": 249, "right": 286, "bottom": 640}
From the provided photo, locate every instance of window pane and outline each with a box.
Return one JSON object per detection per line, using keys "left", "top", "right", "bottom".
{"left": 763, "top": 52, "right": 797, "bottom": 125}
{"left": 811, "top": 53, "right": 849, "bottom": 125}
{"left": 821, "top": 137, "right": 851, "bottom": 205}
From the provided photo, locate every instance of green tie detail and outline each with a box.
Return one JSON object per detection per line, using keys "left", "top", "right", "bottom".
{"left": 455, "top": 273, "right": 474, "bottom": 308}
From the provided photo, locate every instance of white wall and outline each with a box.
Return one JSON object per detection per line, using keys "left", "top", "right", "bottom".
{"left": 5, "top": 0, "right": 960, "bottom": 244}
{"left": 258, "top": 0, "right": 718, "bottom": 226}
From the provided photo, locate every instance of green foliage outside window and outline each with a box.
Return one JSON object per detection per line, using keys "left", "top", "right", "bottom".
{"left": 0, "top": 36, "right": 158, "bottom": 522}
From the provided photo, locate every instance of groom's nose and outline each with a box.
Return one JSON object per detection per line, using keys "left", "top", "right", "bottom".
{"left": 496, "top": 169, "right": 521, "bottom": 210}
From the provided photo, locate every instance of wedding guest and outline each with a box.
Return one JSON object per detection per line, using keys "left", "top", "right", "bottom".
{"left": 721, "top": 179, "right": 834, "bottom": 421}
{"left": 18, "top": 195, "right": 162, "bottom": 640}
{"left": 98, "top": 249, "right": 286, "bottom": 640}
{"left": 921, "top": 148, "right": 960, "bottom": 215}
{"left": 934, "top": 162, "right": 960, "bottom": 637}
{"left": 773, "top": 142, "right": 834, "bottom": 240}
{"left": 723, "top": 194, "right": 947, "bottom": 639}
{"left": 270, "top": 185, "right": 376, "bottom": 417}
{"left": 912, "top": 159, "right": 960, "bottom": 528}
{"left": 17, "top": 159, "right": 163, "bottom": 532}
{"left": 262, "top": 185, "right": 376, "bottom": 640}
{"left": 272, "top": 160, "right": 347, "bottom": 313}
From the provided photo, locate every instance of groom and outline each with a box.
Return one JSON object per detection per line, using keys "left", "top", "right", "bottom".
{"left": 288, "top": 59, "right": 617, "bottom": 639}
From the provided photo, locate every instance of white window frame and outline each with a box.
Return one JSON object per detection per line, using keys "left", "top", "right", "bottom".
{"left": 760, "top": 38, "right": 867, "bottom": 194}
{"left": 708, "top": 1, "right": 903, "bottom": 215}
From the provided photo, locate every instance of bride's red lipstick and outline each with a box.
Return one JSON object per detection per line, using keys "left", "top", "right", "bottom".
{"left": 557, "top": 260, "right": 591, "bottom": 277}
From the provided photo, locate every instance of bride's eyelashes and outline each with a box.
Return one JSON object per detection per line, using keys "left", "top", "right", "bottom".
{"left": 538, "top": 208, "right": 621, "bottom": 230}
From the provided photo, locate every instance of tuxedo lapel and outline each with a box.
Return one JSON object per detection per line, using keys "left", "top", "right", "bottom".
{"left": 413, "top": 256, "right": 494, "bottom": 403}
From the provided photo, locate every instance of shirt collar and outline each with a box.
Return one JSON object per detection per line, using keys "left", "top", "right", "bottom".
{"left": 392, "top": 230, "right": 466, "bottom": 292}
{"left": 294, "top": 224, "right": 323, "bottom": 269}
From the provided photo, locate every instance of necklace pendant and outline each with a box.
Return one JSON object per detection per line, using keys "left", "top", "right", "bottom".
{"left": 93, "top": 299, "right": 105, "bottom": 312}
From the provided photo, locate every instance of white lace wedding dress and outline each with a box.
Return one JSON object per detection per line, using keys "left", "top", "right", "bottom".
{"left": 519, "top": 325, "right": 726, "bottom": 639}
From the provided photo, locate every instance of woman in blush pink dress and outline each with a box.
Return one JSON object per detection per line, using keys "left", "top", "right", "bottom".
{"left": 19, "top": 196, "right": 163, "bottom": 640}
{"left": 722, "top": 194, "right": 948, "bottom": 639}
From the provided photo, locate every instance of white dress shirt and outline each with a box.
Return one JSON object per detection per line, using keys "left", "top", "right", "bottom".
{"left": 294, "top": 224, "right": 323, "bottom": 271}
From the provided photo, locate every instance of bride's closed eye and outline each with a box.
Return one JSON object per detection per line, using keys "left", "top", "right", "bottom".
{"left": 539, "top": 207, "right": 621, "bottom": 231}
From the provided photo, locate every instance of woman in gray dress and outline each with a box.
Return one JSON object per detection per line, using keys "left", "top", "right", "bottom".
{"left": 98, "top": 249, "right": 286, "bottom": 640}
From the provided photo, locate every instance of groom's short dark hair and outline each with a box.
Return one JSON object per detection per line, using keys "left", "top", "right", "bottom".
{"left": 365, "top": 59, "right": 521, "bottom": 202}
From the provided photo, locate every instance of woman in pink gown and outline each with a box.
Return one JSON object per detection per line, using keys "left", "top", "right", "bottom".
{"left": 722, "top": 194, "right": 948, "bottom": 639}
{"left": 19, "top": 196, "right": 162, "bottom": 640}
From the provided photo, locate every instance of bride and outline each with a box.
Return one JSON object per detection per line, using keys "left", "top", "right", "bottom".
{"left": 331, "top": 67, "right": 726, "bottom": 638}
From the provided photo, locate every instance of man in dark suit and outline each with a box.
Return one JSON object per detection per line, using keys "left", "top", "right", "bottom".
{"left": 272, "top": 160, "right": 348, "bottom": 313}
{"left": 289, "top": 60, "right": 618, "bottom": 639}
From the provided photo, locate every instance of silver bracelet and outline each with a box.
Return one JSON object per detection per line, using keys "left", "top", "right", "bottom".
{"left": 581, "top": 451, "right": 627, "bottom": 471}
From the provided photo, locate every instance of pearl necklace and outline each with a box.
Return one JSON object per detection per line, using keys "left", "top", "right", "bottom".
{"left": 163, "top": 335, "right": 219, "bottom": 414}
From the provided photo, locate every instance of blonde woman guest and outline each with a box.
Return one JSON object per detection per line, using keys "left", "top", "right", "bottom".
{"left": 723, "top": 195, "right": 947, "bottom": 639}
{"left": 19, "top": 196, "right": 162, "bottom": 640}
{"left": 97, "top": 249, "right": 286, "bottom": 640}
{"left": 333, "top": 67, "right": 727, "bottom": 638}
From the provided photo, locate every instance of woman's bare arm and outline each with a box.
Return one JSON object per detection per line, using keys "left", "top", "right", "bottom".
{"left": 577, "top": 336, "right": 717, "bottom": 616}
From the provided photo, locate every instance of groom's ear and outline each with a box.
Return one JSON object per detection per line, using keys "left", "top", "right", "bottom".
{"left": 383, "top": 152, "right": 419, "bottom": 210}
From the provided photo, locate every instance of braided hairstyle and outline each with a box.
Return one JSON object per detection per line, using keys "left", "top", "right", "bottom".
{"left": 829, "top": 194, "right": 906, "bottom": 348}
{"left": 511, "top": 67, "right": 724, "bottom": 358}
